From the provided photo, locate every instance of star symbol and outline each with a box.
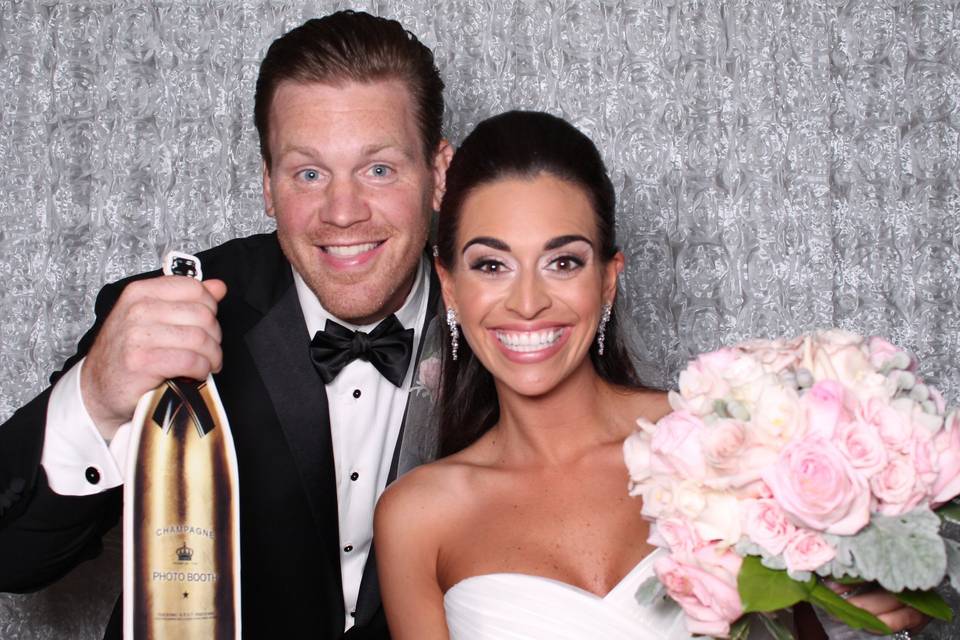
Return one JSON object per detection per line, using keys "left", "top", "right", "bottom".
{"left": 182, "top": 592, "right": 189, "bottom": 599}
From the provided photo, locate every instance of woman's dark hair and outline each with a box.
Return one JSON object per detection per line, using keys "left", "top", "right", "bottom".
{"left": 435, "top": 110, "right": 642, "bottom": 456}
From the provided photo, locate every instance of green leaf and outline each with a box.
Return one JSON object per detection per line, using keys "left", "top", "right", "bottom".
{"left": 738, "top": 555, "right": 814, "bottom": 613}
{"left": 727, "top": 616, "right": 751, "bottom": 640}
{"left": 841, "top": 508, "right": 946, "bottom": 591}
{"left": 893, "top": 589, "right": 953, "bottom": 621}
{"left": 937, "top": 497, "right": 960, "bottom": 526}
{"left": 807, "top": 582, "right": 893, "bottom": 635}
{"left": 757, "top": 612, "right": 796, "bottom": 640}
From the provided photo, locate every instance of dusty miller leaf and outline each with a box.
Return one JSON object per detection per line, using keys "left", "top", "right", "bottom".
{"left": 945, "top": 538, "right": 960, "bottom": 595}
{"left": 635, "top": 575, "right": 666, "bottom": 606}
{"left": 844, "top": 508, "right": 946, "bottom": 591}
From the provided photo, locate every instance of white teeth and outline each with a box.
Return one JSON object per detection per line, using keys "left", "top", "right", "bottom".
{"left": 495, "top": 329, "right": 563, "bottom": 352}
{"left": 324, "top": 242, "right": 379, "bottom": 257}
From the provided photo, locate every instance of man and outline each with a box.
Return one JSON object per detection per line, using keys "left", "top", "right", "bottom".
{"left": 0, "top": 11, "right": 452, "bottom": 639}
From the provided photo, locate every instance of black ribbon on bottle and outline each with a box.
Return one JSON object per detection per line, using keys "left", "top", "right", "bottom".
{"left": 151, "top": 378, "right": 216, "bottom": 437}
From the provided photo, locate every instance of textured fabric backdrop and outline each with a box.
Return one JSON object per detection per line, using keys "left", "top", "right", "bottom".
{"left": 2, "top": 1, "right": 959, "bottom": 637}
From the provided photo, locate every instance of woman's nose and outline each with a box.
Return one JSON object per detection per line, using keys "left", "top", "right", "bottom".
{"left": 504, "top": 269, "right": 551, "bottom": 318}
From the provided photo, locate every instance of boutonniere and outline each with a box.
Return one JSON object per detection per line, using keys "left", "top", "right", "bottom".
{"left": 412, "top": 355, "right": 441, "bottom": 400}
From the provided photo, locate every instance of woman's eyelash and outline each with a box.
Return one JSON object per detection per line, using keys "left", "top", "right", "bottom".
{"left": 469, "top": 258, "right": 507, "bottom": 273}
{"left": 549, "top": 255, "right": 586, "bottom": 270}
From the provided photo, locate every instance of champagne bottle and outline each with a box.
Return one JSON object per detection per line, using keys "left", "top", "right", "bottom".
{"left": 123, "top": 251, "right": 241, "bottom": 639}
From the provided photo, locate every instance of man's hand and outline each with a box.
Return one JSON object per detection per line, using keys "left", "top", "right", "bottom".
{"left": 80, "top": 276, "right": 227, "bottom": 440}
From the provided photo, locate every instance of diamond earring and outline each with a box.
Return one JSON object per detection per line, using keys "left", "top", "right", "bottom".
{"left": 446, "top": 307, "right": 459, "bottom": 361}
{"left": 597, "top": 302, "right": 612, "bottom": 356}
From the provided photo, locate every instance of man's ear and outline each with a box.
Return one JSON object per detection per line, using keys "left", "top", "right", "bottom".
{"left": 602, "top": 251, "right": 625, "bottom": 305}
{"left": 430, "top": 140, "right": 454, "bottom": 211}
{"left": 262, "top": 160, "right": 276, "bottom": 218}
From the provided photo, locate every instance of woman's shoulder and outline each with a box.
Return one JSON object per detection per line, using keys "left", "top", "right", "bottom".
{"left": 377, "top": 455, "right": 476, "bottom": 523}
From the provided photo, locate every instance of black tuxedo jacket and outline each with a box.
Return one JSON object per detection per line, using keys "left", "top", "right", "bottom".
{"left": 0, "top": 232, "right": 441, "bottom": 639}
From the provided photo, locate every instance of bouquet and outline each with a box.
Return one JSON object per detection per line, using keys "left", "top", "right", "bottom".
{"left": 624, "top": 329, "right": 960, "bottom": 638}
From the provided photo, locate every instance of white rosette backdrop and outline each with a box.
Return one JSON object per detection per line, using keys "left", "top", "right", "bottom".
{"left": 1, "top": 1, "right": 958, "bottom": 637}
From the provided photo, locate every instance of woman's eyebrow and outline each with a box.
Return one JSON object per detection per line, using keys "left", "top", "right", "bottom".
{"left": 544, "top": 235, "right": 592, "bottom": 251}
{"left": 462, "top": 237, "right": 510, "bottom": 253}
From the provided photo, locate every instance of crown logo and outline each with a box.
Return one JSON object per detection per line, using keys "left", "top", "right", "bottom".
{"left": 176, "top": 543, "right": 194, "bottom": 562}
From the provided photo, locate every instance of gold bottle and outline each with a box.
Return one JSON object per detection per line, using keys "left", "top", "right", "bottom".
{"left": 124, "top": 252, "right": 241, "bottom": 639}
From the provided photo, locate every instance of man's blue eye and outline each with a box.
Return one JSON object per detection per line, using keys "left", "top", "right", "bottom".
{"left": 370, "top": 164, "right": 392, "bottom": 177}
{"left": 301, "top": 169, "right": 319, "bottom": 181}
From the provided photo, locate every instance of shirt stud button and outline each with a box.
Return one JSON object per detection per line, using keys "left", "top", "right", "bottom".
{"left": 85, "top": 467, "right": 101, "bottom": 485}
{"left": 352, "top": 389, "right": 361, "bottom": 399}
{"left": 344, "top": 544, "right": 354, "bottom": 553}
{"left": 350, "top": 471, "right": 359, "bottom": 481}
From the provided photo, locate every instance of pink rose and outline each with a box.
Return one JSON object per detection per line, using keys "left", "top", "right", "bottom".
{"left": 783, "top": 530, "right": 836, "bottom": 572}
{"left": 868, "top": 336, "right": 908, "bottom": 370}
{"left": 650, "top": 518, "right": 703, "bottom": 559}
{"left": 678, "top": 349, "right": 737, "bottom": 415}
{"left": 623, "top": 430, "right": 653, "bottom": 491}
{"left": 909, "top": 435, "right": 938, "bottom": 490}
{"left": 638, "top": 479, "right": 676, "bottom": 520}
{"left": 763, "top": 436, "right": 871, "bottom": 535}
{"left": 699, "top": 419, "right": 747, "bottom": 471}
{"left": 809, "top": 331, "right": 872, "bottom": 386}
{"left": 655, "top": 549, "right": 743, "bottom": 637}
{"left": 859, "top": 398, "right": 914, "bottom": 452}
{"left": 751, "top": 383, "right": 803, "bottom": 443}
{"left": 929, "top": 387, "right": 946, "bottom": 415}
{"left": 802, "top": 380, "right": 851, "bottom": 439}
{"left": 871, "top": 455, "right": 926, "bottom": 516}
{"left": 741, "top": 498, "right": 796, "bottom": 556}
{"left": 932, "top": 413, "right": 960, "bottom": 506}
{"left": 416, "top": 356, "right": 441, "bottom": 394}
{"left": 835, "top": 420, "right": 888, "bottom": 477}
{"left": 650, "top": 411, "right": 707, "bottom": 479}
{"left": 741, "top": 336, "right": 804, "bottom": 372}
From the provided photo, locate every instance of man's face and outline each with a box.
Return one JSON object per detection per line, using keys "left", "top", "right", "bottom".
{"left": 263, "top": 79, "right": 450, "bottom": 324}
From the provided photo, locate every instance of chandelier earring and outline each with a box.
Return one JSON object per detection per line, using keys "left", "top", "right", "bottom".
{"left": 597, "top": 302, "right": 612, "bottom": 356}
{"left": 446, "top": 307, "right": 460, "bottom": 361}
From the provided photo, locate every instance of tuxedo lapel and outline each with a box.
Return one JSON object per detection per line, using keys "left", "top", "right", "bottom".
{"left": 244, "top": 280, "right": 345, "bottom": 624}
{"left": 353, "top": 265, "right": 443, "bottom": 626}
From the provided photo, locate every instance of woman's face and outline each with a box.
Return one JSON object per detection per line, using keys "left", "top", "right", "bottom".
{"left": 439, "top": 172, "right": 623, "bottom": 398}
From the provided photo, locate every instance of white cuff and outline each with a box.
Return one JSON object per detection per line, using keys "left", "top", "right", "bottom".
{"left": 40, "top": 358, "right": 127, "bottom": 495}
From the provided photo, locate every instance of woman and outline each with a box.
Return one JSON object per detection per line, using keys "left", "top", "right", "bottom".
{"left": 374, "top": 111, "right": 927, "bottom": 639}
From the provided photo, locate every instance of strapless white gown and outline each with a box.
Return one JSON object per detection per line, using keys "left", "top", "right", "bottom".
{"left": 443, "top": 550, "right": 692, "bottom": 639}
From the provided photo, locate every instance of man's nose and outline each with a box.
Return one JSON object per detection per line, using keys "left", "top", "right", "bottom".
{"left": 319, "top": 175, "right": 371, "bottom": 227}
{"left": 504, "top": 269, "right": 551, "bottom": 318}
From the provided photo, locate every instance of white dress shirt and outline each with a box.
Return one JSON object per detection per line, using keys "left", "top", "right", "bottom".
{"left": 40, "top": 256, "right": 431, "bottom": 631}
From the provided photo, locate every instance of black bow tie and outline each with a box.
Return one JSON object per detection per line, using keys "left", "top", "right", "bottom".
{"left": 309, "top": 315, "right": 414, "bottom": 388}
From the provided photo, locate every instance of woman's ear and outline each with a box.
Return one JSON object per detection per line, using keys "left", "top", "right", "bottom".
{"left": 602, "top": 251, "right": 625, "bottom": 305}
{"left": 435, "top": 257, "right": 456, "bottom": 312}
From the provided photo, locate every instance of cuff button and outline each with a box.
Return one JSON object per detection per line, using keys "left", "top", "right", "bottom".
{"left": 85, "top": 466, "right": 101, "bottom": 485}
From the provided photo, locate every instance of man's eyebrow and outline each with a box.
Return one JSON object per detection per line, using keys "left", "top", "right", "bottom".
{"left": 462, "top": 237, "right": 510, "bottom": 253}
{"left": 360, "top": 142, "right": 415, "bottom": 160}
{"left": 279, "top": 144, "right": 321, "bottom": 158}
{"left": 544, "top": 235, "right": 593, "bottom": 250}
